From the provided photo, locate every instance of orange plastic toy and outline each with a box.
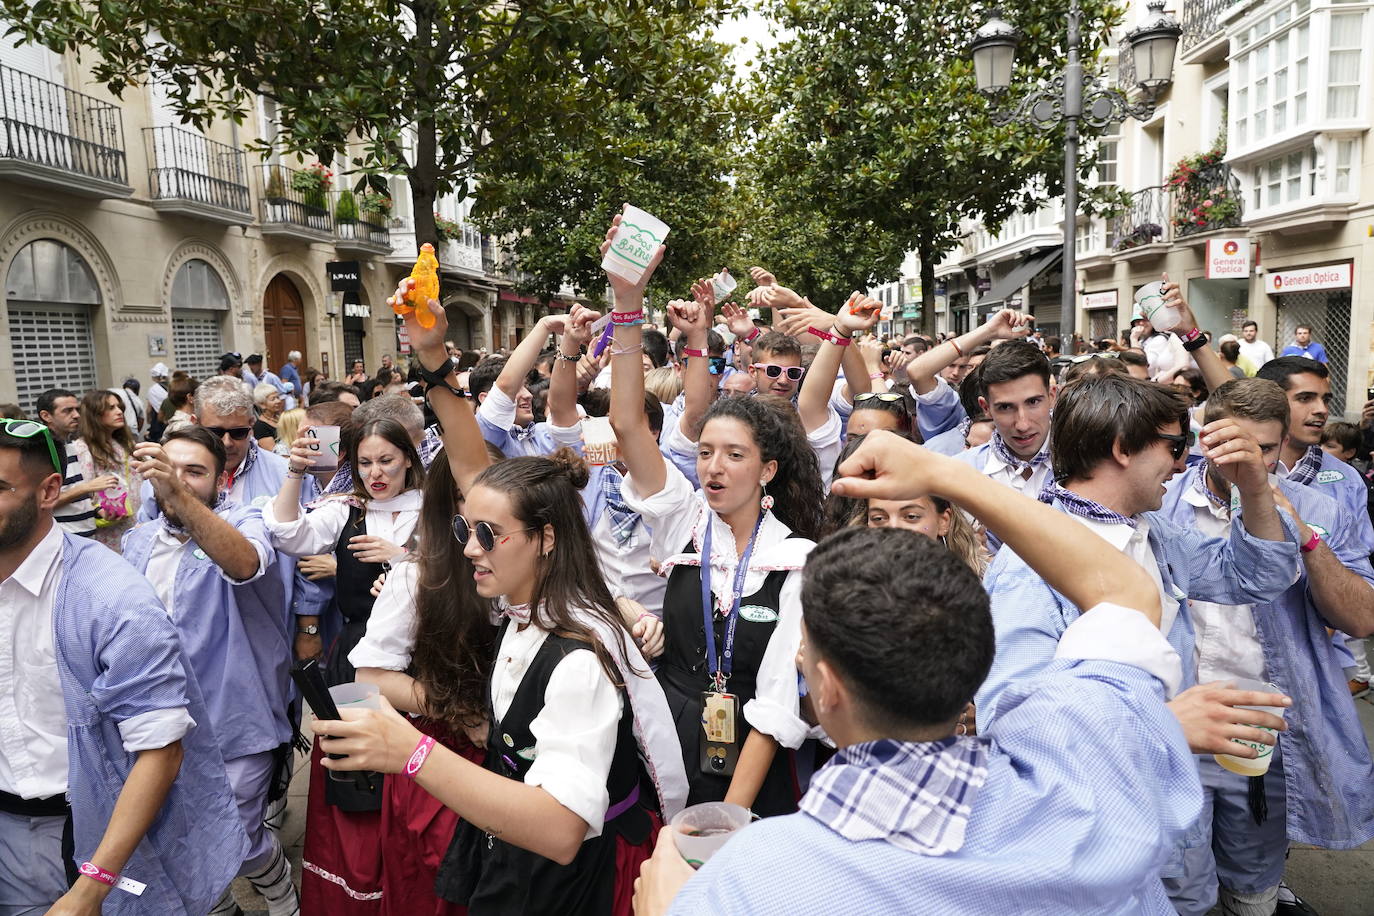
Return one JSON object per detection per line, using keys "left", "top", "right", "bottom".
{"left": 394, "top": 243, "right": 439, "bottom": 328}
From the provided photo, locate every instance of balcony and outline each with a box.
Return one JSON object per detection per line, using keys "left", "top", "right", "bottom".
{"left": 1110, "top": 186, "right": 1172, "bottom": 260}
{"left": 1179, "top": 0, "right": 1234, "bottom": 64}
{"left": 257, "top": 163, "right": 333, "bottom": 241}
{"left": 1172, "top": 160, "right": 1243, "bottom": 241}
{"left": 144, "top": 126, "right": 250, "bottom": 224}
{"left": 332, "top": 190, "right": 391, "bottom": 255}
{"left": 0, "top": 63, "right": 130, "bottom": 197}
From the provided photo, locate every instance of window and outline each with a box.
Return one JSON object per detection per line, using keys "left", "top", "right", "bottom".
{"left": 1334, "top": 138, "right": 1356, "bottom": 193}
{"left": 1252, "top": 144, "right": 1317, "bottom": 209}
{"left": 1232, "top": 14, "right": 1309, "bottom": 148}
{"left": 171, "top": 258, "right": 229, "bottom": 310}
{"left": 1327, "top": 12, "right": 1364, "bottom": 119}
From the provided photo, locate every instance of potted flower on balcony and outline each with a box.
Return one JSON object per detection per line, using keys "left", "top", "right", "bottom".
{"left": 1113, "top": 222, "right": 1163, "bottom": 252}
{"left": 335, "top": 189, "right": 359, "bottom": 240}
{"left": 434, "top": 213, "right": 462, "bottom": 245}
{"left": 291, "top": 162, "right": 333, "bottom": 230}
{"left": 263, "top": 166, "right": 289, "bottom": 223}
{"left": 358, "top": 190, "right": 392, "bottom": 224}
{"left": 1169, "top": 144, "right": 1242, "bottom": 237}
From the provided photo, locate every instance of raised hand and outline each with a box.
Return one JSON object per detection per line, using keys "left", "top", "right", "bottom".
{"left": 834, "top": 292, "right": 882, "bottom": 336}
{"left": 130, "top": 442, "right": 175, "bottom": 494}
{"left": 758, "top": 284, "right": 805, "bottom": 310}
{"left": 831, "top": 429, "right": 950, "bottom": 502}
{"left": 776, "top": 303, "right": 835, "bottom": 339}
{"left": 1199, "top": 419, "right": 1269, "bottom": 493}
{"left": 667, "top": 298, "right": 711, "bottom": 338}
{"left": 858, "top": 337, "right": 886, "bottom": 376}
{"left": 749, "top": 266, "right": 777, "bottom": 287}
{"left": 690, "top": 277, "right": 717, "bottom": 312}
{"left": 1160, "top": 272, "right": 1199, "bottom": 331}
{"left": 388, "top": 277, "right": 449, "bottom": 369}
{"left": 563, "top": 304, "right": 603, "bottom": 350}
{"left": 884, "top": 350, "right": 912, "bottom": 385}
{"left": 720, "top": 301, "right": 755, "bottom": 340}
{"left": 600, "top": 207, "right": 666, "bottom": 304}
{"left": 984, "top": 308, "right": 1032, "bottom": 340}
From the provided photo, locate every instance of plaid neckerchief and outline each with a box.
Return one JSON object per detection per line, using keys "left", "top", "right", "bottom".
{"left": 324, "top": 462, "right": 353, "bottom": 495}
{"left": 1038, "top": 479, "right": 1137, "bottom": 528}
{"left": 1192, "top": 461, "right": 1230, "bottom": 512}
{"left": 801, "top": 737, "right": 988, "bottom": 856}
{"left": 599, "top": 466, "right": 640, "bottom": 547}
{"left": 989, "top": 431, "right": 1051, "bottom": 479}
{"left": 1285, "top": 444, "right": 1324, "bottom": 487}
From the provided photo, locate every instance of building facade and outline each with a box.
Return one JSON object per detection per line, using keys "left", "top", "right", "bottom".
{"left": 0, "top": 38, "right": 562, "bottom": 413}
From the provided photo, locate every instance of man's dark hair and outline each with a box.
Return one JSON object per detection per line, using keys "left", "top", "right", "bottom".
{"left": 753, "top": 331, "right": 802, "bottom": 361}
{"left": 1204, "top": 378, "right": 1290, "bottom": 429}
{"left": 467, "top": 355, "right": 507, "bottom": 400}
{"left": 1219, "top": 340, "right": 1241, "bottom": 363}
{"left": 802, "top": 526, "right": 993, "bottom": 729}
{"left": 162, "top": 424, "right": 228, "bottom": 478}
{"left": 1051, "top": 376, "right": 1190, "bottom": 483}
{"left": 1255, "top": 355, "right": 1328, "bottom": 389}
{"left": 581, "top": 388, "right": 664, "bottom": 437}
{"left": 1118, "top": 349, "right": 1148, "bottom": 370}
{"left": 0, "top": 422, "right": 63, "bottom": 480}
{"left": 1044, "top": 335, "right": 1062, "bottom": 354}
{"left": 305, "top": 401, "right": 354, "bottom": 428}
{"left": 245, "top": 353, "right": 263, "bottom": 366}
{"left": 36, "top": 388, "right": 76, "bottom": 419}
{"left": 1321, "top": 421, "right": 1361, "bottom": 454}
{"left": 1242, "top": 319, "right": 1258, "bottom": 331}
{"left": 1295, "top": 324, "right": 1312, "bottom": 334}
{"left": 643, "top": 329, "right": 670, "bottom": 369}
{"left": 706, "top": 329, "right": 726, "bottom": 359}
{"left": 957, "top": 368, "right": 986, "bottom": 419}
{"left": 308, "top": 380, "right": 360, "bottom": 405}
{"left": 977, "top": 340, "right": 1051, "bottom": 396}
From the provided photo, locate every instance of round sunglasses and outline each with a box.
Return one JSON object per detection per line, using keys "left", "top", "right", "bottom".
{"left": 451, "top": 514, "right": 537, "bottom": 551}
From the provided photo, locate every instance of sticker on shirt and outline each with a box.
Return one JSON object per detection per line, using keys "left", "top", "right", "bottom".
{"left": 1316, "top": 470, "right": 1344, "bottom": 484}
{"left": 1307, "top": 522, "right": 1330, "bottom": 539}
{"left": 738, "top": 605, "right": 778, "bottom": 624}
{"left": 516, "top": 745, "right": 537, "bottom": 762}
{"left": 193, "top": 548, "right": 208, "bottom": 560}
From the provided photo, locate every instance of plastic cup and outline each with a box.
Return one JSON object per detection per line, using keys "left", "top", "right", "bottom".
{"left": 1213, "top": 677, "right": 1285, "bottom": 777}
{"left": 581, "top": 415, "right": 619, "bottom": 466}
{"left": 711, "top": 269, "right": 737, "bottom": 302}
{"left": 1133, "top": 281, "right": 1181, "bottom": 332}
{"left": 329, "top": 681, "right": 381, "bottom": 711}
{"left": 305, "top": 424, "right": 342, "bottom": 471}
{"left": 601, "top": 205, "right": 669, "bottom": 285}
{"left": 670, "top": 802, "right": 751, "bottom": 868}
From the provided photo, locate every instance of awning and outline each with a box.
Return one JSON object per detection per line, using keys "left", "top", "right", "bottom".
{"left": 974, "top": 247, "right": 1063, "bottom": 309}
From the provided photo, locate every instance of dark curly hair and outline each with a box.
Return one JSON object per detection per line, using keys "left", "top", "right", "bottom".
{"left": 700, "top": 394, "right": 824, "bottom": 541}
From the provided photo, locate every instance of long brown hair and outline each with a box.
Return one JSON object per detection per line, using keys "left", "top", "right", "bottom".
{"left": 343, "top": 417, "right": 424, "bottom": 500}
{"left": 78, "top": 388, "right": 135, "bottom": 472}
{"left": 410, "top": 449, "right": 497, "bottom": 729}
{"left": 472, "top": 449, "right": 640, "bottom": 684}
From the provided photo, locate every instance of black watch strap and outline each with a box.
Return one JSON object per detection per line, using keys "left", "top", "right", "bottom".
{"left": 416, "top": 357, "right": 465, "bottom": 397}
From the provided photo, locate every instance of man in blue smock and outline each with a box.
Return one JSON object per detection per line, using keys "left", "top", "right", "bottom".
{"left": 634, "top": 434, "right": 1204, "bottom": 914}
{"left": 123, "top": 427, "right": 300, "bottom": 916}
{"left": 1156, "top": 378, "right": 1374, "bottom": 915}
{"left": 0, "top": 420, "right": 245, "bottom": 914}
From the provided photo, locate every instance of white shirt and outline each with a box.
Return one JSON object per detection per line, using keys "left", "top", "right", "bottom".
{"left": 591, "top": 508, "right": 665, "bottom": 618}
{"left": 349, "top": 559, "right": 421, "bottom": 672}
{"left": 0, "top": 525, "right": 192, "bottom": 799}
{"left": 492, "top": 618, "right": 623, "bottom": 840}
{"left": 1180, "top": 485, "right": 1266, "bottom": 684}
{"left": 981, "top": 442, "right": 1054, "bottom": 500}
{"left": 147, "top": 382, "right": 168, "bottom": 413}
{"left": 145, "top": 526, "right": 193, "bottom": 621}
{"left": 262, "top": 490, "right": 421, "bottom": 557}
{"left": 1142, "top": 332, "right": 1189, "bottom": 381}
{"left": 808, "top": 407, "right": 844, "bottom": 489}
{"left": 1237, "top": 338, "right": 1274, "bottom": 369}
{"left": 1069, "top": 515, "right": 1176, "bottom": 638}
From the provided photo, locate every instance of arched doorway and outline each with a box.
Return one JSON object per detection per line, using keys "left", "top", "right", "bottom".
{"left": 263, "top": 273, "right": 305, "bottom": 372}
{"left": 6, "top": 238, "right": 101, "bottom": 414}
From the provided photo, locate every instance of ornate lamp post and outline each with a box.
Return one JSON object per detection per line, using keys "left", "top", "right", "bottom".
{"left": 971, "top": 0, "right": 1181, "bottom": 343}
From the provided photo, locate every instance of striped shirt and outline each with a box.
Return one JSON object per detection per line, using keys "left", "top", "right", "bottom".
{"left": 53, "top": 440, "right": 96, "bottom": 536}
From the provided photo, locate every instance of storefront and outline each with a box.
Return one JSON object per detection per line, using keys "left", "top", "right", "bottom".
{"left": 1081, "top": 290, "right": 1119, "bottom": 343}
{"left": 1266, "top": 261, "right": 1354, "bottom": 416}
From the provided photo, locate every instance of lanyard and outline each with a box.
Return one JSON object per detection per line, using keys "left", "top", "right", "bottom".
{"left": 700, "top": 509, "right": 764, "bottom": 690}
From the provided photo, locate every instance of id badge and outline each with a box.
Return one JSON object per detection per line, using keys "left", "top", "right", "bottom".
{"left": 699, "top": 691, "right": 740, "bottom": 777}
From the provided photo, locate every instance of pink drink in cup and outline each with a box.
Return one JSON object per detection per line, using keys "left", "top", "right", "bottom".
{"left": 670, "top": 802, "right": 751, "bottom": 868}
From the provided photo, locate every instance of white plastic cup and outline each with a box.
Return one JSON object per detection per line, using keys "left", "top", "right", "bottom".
{"left": 1133, "top": 281, "right": 1181, "bottom": 332}
{"left": 711, "top": 268, "right": 737, "bottom": 302}
{"left": 581, "top": 415, "right": 619, "bottom": 467}
{"left": 329, "top": 681, "right": 381, "bottom": 711}
{"left": 601, "top": 205, "right": 670, "bottom": 285}
{"left": 305, "top": 424, "right": 342, "bottom": 471}
{"left": 670, "top": 802, "right": 751, "bottom": 868}
{"left": 1213, "top": 677, "right": 1286, "bottom": 777}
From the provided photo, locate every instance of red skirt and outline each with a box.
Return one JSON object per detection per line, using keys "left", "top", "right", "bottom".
{"left": 613, "top": 811, "right": 662, "bottom": 916}
{"left": 379, "top": 719, "right": 482, "bottom": 916}
{"left": 301, "top": 739, "right": 383, "bottom": 914}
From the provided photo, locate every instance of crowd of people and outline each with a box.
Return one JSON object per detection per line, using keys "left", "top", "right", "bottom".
{"left": 1, "top": 209, "right": 1372, "bottom": 916}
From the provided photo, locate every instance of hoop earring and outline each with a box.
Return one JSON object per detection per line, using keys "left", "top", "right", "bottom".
{"left": 760, "top": 481, "right": 774, "bottom": 512}
{"left": 939, "top": 534, "right": 948, "bottom": 547}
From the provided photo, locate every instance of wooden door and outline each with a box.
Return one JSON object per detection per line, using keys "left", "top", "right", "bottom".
{"left": 263, "top": 274, "right": 305, "bottom": 373}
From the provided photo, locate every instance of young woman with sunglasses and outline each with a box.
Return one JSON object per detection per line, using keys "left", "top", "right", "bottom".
{"left": 603, "top": 214, "right": 825, "bottom": 817}
{"left": 317, "top": 279, "right": 687, "bottom": 916}
{"left": 263, "top": 416, "right": 424, "bottom": 913}
{"left": 72, "top": 387, "right": 140, "bottom": 552}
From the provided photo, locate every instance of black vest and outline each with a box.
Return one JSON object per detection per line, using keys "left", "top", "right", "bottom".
{"left": 323, "top": 504, "right": 386, "bottom": 687}
{"left": 435, "top": 627, "right": 656, "bottom": 915}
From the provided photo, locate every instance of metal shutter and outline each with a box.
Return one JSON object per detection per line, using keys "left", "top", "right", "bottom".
{"left": 171, "top": 309, "right": 223, "bottom": 381}
{"left": 8, "top": 302, "right": 97, "bottom": 414}
{"left": 344, "top": 328, "right": 364, "bottom": 368}
{"left": 1275, "top": 289, "right": 1351, "bottom": 418}
{"left": 1088, "top": 310, "right": 1117, "bottom": 342}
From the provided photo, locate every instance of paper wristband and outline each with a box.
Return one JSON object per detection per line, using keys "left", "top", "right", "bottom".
{"left": 405, "top": 735, "right": 436, "bottom": 778}
{"left": 79, "top": 862, "right": 146, "bottom": 897}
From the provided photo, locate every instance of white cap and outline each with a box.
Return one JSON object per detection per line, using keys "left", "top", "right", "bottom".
{"left": 150, "top": 362, "right": 169, "bottom": 378}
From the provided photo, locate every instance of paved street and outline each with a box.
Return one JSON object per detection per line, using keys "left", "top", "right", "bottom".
{"left": 235, "top": 701, "right": 1374, "bottom": 914}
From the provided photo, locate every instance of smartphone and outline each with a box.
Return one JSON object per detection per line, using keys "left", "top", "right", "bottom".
{"left": 1366, "top": 386, "right": 1374, "bottom": 403}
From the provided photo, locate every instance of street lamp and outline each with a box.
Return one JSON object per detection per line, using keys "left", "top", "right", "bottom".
{"left": 970, "top": 0, "right": 1181, "bottom": 344}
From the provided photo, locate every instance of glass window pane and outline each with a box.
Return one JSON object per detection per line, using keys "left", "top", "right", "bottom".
{"left": 1328, "top": 86, "right": 1358, "bottom": 119}
{"left": 1295, "top": 93, "right": 1306, "bottom": 123}
{"left": 1331, "top": 13, "right": 1364, "bottom": 47}
{"left": 1274, "top": 101, "right": 1286, "bottom": 131}
{"left": 1255, "top": 111, "right": 1267, "bottom": 137}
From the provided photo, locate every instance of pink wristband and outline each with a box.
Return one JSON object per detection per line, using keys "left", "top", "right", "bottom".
{"left": 743, "top": 327, "right": 762, "bottom": 343}
{"left": 404, "top": 735, "right": 436, "bottom": 778}
{"left": 1180, "top": 326, "right": 1203, "bottom": 343}
{"left": 79, "top": 862, "right": 118, "bottom": 887}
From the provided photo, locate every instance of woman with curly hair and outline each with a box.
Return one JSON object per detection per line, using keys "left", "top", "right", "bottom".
{"left": 605, "top": 212, "right": 824, "bottom": 817}
{"left": 72, "top": 387, "right": 139, "bottom": 551}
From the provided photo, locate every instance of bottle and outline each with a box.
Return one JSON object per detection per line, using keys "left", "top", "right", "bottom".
{"left": 398, "top": 243, "right": 440, "bottom": 328}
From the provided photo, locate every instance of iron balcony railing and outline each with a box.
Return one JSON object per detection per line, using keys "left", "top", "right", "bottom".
{"left": 0, "top": 63, "right": 127, "bottom": 185}
{"left": 1181, "top": 0, "right": 1233, "bottom": 53}
{"left": 144, "top": 126, "right": 250, "bottom": 212}
{"left": 257, "top": 163, "right": 332, "bottom": 232}
{"left": 1111, "top": 186, "right": 1171, "bottom": 251}
{"left": 1173, "top": 160, "right": 1243, "bottom": 238}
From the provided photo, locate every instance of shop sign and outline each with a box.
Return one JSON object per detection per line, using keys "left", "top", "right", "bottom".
{"left": 1267, "top": 263, "right": 1352, "bottom": 294}
{"left": 397, "top": 323, "right": 411, "bottom": 354}
{"left": 1205, "top": 238, "right": 1250, "bottom": 279}
{"left": 326, "top": 260, "right": 361, "bottom": 291}
{"left": 1082, "top": 290, "right": 1118, "bottom": 310}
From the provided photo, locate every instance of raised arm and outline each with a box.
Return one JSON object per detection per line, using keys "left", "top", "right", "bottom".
{"left": 833, "top": 432, "right": 1159, "bottom": 623}
{"left": 901, "top": 308, "right": 1030, "bottom": 394}
{"left": 549, "top": 304, "right": 600, "bottom": 429}
{"left": 675, "top": 280, "right": 718, "bottom": 441}
{"left": 602, "top": 210, "right": 668, "bottom": 495}
{"left": 388, "top": 282, "right": 491, "bottom": 495}
{"left": 493, "top": 313, "right": 565, "bottom": 400}
{"left": 1161, "top": 275, "right": 1231, "bottom": 393}
{"left": 781, "top": 293, "right": 881, "bottom": 433}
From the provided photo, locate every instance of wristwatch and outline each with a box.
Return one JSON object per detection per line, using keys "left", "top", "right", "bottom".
{"left": 296, "top": 624, "right": 320, "bottom": 636}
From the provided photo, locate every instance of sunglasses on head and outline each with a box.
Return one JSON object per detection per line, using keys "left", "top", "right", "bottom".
{"left": 451, "top": 514, "right": 537, "bottom": 551}
{"left": 0, "top": 419, "right": 62, "bottom": 474}
{"left": 853, "top": 391, "right": 904, "bottom": 404}
{"left": 204, "top": 426, "right": 253, "bottom": 441}
{"left": 752, "top": 363, "right": 804, "bottom": 381}
{"left": 1157, "top": 429, "right": 1195, "bottom": 461}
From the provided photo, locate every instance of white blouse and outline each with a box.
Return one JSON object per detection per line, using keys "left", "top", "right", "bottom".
{"left": 347, "top": 558, "right": 420, "bottom": 672}
{"left": 262, "top": 490, "right": 422, "bottom": 558}
{"left": 622, "top": 463, "right": 817, "bottom": 749}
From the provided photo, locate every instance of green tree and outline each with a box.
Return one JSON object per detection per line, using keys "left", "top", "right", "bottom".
{"left": 3, "top": 0, "right": 733, "bottom": 270}
{"left": 747, "top": 0, "right": 1126, "bottom": 328}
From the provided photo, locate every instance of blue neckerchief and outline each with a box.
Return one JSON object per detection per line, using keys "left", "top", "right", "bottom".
{"left": 599, "top": 466, "right": 640, "bottom": 547}
{"left": 1038, "top": 479, "right": 1137, "bottom": 528}
{"left": 1285, "top": 445, "right": 1323, "bottom": 487}
{"left": 990, "top": 431, "right": 1051, "bottom": 478}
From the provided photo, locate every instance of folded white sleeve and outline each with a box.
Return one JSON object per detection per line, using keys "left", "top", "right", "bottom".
{"left": 477, "top": 385, "right": 518, "bottom": 429}
{"left": 1053, "top": 602, "right": 1183, "bottom": 698}
{"left": 118, "top": 707, "right": 195, "bottom": 752}
{"left": 348, "top": 560, "right": 420, "bottom": 671}
{"left": 742, "top": 569, "right": 811, "bottom": 749}
{"left": 261, "top": 497, "right": 348, "bottom": 558}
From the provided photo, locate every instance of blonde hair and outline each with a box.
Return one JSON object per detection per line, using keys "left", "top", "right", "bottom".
{"left": 276, "top": 408, "right": 306, "bottom": 448}
{"left": 644, "top": 366, "right": 682, "bottom": 405}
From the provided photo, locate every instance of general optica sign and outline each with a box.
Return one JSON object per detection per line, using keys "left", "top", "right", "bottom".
{"left": 1267, "top": 263, "right": 1352, "bottom": 294}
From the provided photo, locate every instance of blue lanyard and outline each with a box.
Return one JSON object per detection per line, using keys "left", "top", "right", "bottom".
{"left": 700, "top": 510, "right": 764, "bottom": 689}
